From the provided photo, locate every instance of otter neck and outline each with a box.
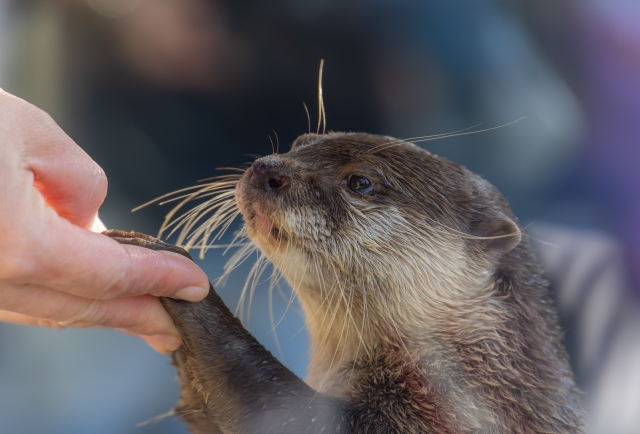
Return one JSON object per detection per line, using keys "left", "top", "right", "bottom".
{"left": 293, "top": 274, "right": 500, "bottom": 393}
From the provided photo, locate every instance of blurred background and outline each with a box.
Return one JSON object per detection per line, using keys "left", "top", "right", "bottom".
{"left": 1, "top": 0, "right": 639, "bottom": 432}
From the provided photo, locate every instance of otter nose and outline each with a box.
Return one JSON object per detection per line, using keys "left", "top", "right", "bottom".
{"left": 250, "top": 160, "right": 291, "bottom": 193}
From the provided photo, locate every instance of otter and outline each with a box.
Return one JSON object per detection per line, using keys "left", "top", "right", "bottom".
{"left": 106, "top": 132, "right": 584, "bottom": 433}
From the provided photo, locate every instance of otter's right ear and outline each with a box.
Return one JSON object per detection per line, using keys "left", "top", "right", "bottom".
{"left": 470, "top": 212, "right": 522, "bottom": 263}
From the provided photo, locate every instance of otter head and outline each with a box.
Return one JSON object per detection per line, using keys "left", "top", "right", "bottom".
{"left": 235, "top": 132, "right": 521, "bottom": 356}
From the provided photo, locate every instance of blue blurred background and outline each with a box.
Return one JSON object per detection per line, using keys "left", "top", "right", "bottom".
{"left": 1, "top": 0, "right": 639, "bottom": 432}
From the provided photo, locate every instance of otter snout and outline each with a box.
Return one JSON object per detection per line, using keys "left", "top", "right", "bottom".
{"left": 250, "top": 159, "right": 291, "bottom": 193}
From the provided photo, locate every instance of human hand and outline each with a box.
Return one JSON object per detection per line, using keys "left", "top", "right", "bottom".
{"left": 0, "top": 90, "right": 209, "bottom": 353}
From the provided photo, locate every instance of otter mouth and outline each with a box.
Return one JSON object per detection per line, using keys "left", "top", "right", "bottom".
{"left": 235, "top": 172, "right": 289, "bottom": 250}
{"left": 252, "top": 211, "right": 282, "bottom": 244}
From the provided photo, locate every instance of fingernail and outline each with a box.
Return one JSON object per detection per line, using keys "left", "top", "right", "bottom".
{"left": 152, "top": 334, "right": 182, "bottom": 351}
{"left": 174, "top": 286, "right": 206, "bottom": 302}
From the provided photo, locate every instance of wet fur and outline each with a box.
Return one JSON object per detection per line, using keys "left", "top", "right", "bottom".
{"left": 106, "top": 132, "right": 584, "bottom": 433}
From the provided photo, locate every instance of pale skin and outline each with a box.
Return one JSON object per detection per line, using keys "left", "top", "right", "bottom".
{"left": 0, "top": 90, "right": 209, "bottom": 353}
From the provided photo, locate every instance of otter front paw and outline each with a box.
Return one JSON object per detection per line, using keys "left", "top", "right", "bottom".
{"left": 103, "top": 230, "right": 222, "bottom": 433}
{"left": 103, "top": 230, "right": 341, "bottom": 434}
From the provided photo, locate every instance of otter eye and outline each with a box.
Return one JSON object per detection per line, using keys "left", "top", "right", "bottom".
{"left": 347, "top": 175, "right": 373, "bottom": 194}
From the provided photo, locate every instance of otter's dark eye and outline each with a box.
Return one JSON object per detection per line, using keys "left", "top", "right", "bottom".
{"left": 347, "top": 175, "right": 373, "bottom": 194}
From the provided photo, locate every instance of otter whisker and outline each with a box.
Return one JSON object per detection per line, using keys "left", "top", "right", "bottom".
{"left": 192, "top": 217, "right": 240, "bottom": 258}
{"left": 157, "top": 179, "right": 239, "bottom": 241}
{"left": 265, "top": 283, "right": 298, "bottom": 338}
{"left": 132, "top": 183, "right": 216, "bottom": 213}
{"left": 362, "top": 122, "right": 484, "bottom": 156}
{"left": 183, "top": 242, "right": 248, "bottom": 250}
{"left": 316, "top": 59, "right": 327, "bottom": 135}
{"left": 310, "top": 278, "right": 352, "bottom": 407}
{"left": 169, "top": 194, "right": 239, "bottom": 253}
{"left": 272, "top": 129, "right": 280, "bottom": 154}
{"left": 303, "top": 257, "right": 345, "bottom": 378}
{"left": 322, "top": 253, "right": 365, "bottom": 361}
{"left": 328, "top": 275, "right": 357, "bottom": 388}
{"left": 520, "top": 231, "right": 559, "bottom": 248}
{"left": 286, "top": 252, "right": 333, "bottom": 346}
{"left": 268, "top": 134, "right": 275, "bottom": 155}
{"left": 264, "top": 237, "right": 319, "bottom": 369}
{"left": 298, "top": 261, "right": 340, "bottom": 376}
{"left": 260, "top": 235, "right": 299, "bottom": 362}
{"left": 192, "top": 206, "right": 239, "bottom": 242}
{"left": 347, "top": 277, "right": 368, "bottom": 385}
{"left": 222, "top": 227, "right": 251, "bottom": 257}
{"left": 274, "top": 275, "right": 295, "bottom": 308}
{"left": 287, "top": 286, "right": 330, "bottom": 340}
{"left": 143, "top": 173, "right": 271, "bottom": 319}
{"left": 236, "top": 250, "right": 267, "bottom": 322}
{"left": 302, "top": 255, "right": 354, "bottom": 408}
{"left": 216, "top": 240, "right": 256, "bottom": 288}
{"left": 155, "top": 176, "right": 237, "bottom": 204}
{"left": 194, "top": 175, "right": 243, "bottom": 185}
{"left": 181, "top": 205, "right": 239, "bottom": 252}
{"left": 286, "top": 279, "right": 338, "bottom": 371}
{"left": 268, "top": 234, "right": 312, "bottom": 363}
{"left": 373, "top": 277, "right": 423, "bottom": 373}
{"left": 204, "top": 168, "right": 249, "bottom": 177}
{"left": 233, "top": 250, "right": 257, "bottom": 319}
{"left": 157, "top": 190, "right": 224, "bottom": 207}
{"left": 401, "top": 122, "right": 484, "bottom": 144}
{"left": 160, "top": 191, "right": 236, "bottom": 232}
{"left": 239, "top": 246, "right": 276, "bottom": 324}
{"left": 368, "top": 118, "right": 525, "bottom": 156}
{"left": 204, "top": 211, "right": 241, "bottom": 245}
{"left": 409, "top": 117, "right": 524, "bottom": 146}
{"left": 246, "top": 253, "right": 270, "bottom": 324}
{"left": 416, "top": 213, "right": 522, "bottom": 243}
{"left": 303, "top": 102, "right": 311, "bottom": 134}
{"left": 135, "top": 409, "right": 176, "bottom": 427}
{"left": 267, "top": 267, "right": 287, "bottom": 361}
{"left": 174, "top": 188, "right": 236, "bottom": 227}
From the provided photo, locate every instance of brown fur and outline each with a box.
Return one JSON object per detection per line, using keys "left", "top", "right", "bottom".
{"left": 106, "top": 132, "right": 584, "bottom": 433}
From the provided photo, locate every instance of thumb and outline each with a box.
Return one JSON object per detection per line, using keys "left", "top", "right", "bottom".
{"left": 27, "top": 212, "right": 209, "bottom": 303}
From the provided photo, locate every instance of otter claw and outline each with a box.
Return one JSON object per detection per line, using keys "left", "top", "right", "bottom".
{"left": 102, "top": 230, "right": 192, "bottom": 259}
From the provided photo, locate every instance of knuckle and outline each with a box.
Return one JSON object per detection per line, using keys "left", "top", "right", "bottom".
{"left": 81, "top": 244, "right": 133, "bottom": 301}
{"left": 94, "top": 245, "right": 181, "bottom": 301}
{"left": 64, "top": 301, "right": 109, "bottom": 328}
{"left": 128, "top": 248, "right": 167, "bottom": 297}
{"left": 94, "top": 246, "right": 140, "bottom": 300}
{"left": 26, "top": 104, "right": 56, "bottom": 130}
{"left": 94, "top": 267, "right": 129, "bottom": 300}
{"left": 130, "top": 303, "right": 154, "bottom": 332}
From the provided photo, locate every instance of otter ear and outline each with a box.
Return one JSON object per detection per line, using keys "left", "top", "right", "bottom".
{"left": 470, "top": 213, "right": 522, "bottom": 262}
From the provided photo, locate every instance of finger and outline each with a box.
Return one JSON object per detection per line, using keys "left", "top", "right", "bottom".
{"left": 0, "top": 309, "right": 181, "bottom": 353}
{"left": 1, "top": 91, "right": 108, "bottom": 229}
{"left": 119, "top": 331, "right": 182, "bottom": 354}
{"left": 0, "top": 283, "right": 181, "bottom": 339}
{"left": 0, "top": 310, "right": 64, "bottom": 328}
{"left": 23, "top": 213, "right": 209, "bottom": 302}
